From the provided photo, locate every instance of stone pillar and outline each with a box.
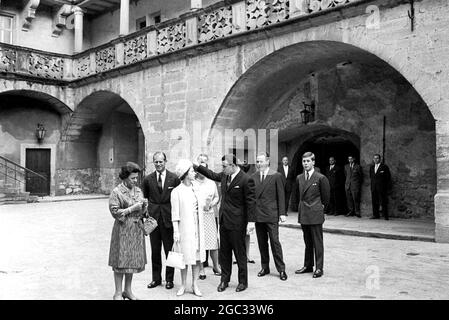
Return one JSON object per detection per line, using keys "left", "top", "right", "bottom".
{"left": 290, "top": 0, "right": 309, "bottom": 17}
{"left": 435, "top": 120, "right": 449, "bottom": 243}
{"left": 232, "top": 1, "right": 246, "bottom": 34}
{"left": 186, "top": 17, "right": 198, "bottom": 46}
{"left": 191, "top": 0, "right": 202, "bottom": 10}
{"left": 73, "top": 6, "right": 84, "bottom": 53}
{"left": 119, "top": 0, "right": 130, "bottom": 36}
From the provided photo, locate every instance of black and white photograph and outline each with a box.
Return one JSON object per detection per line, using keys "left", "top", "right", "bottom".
{"left": 0, "top": 0, "right": 448, "bottom": 310}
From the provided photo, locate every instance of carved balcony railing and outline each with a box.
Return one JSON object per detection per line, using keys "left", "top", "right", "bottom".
{"left": 0, "top": 0, "right": 363, "bottom": 82}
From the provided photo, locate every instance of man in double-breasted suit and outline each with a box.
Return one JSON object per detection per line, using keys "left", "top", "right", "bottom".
{"left": 369, "top": 154, "right": 391, "bottom": 220}
{"left": 344, "top": 155, "right": 363, "bottom": 218}
{"left": 292, "top": 152, "right": 330, "bottom": 278}
{"left": 252, "top": 152, "right": 287, "bottom": 281}
{"left": 195, "top": 154, "right": 256, "bottom": 293}
{"left": 324, "top": 156, "right": 346, "bottom": 216}
{"left": 277, "top": 156, "right": 295, "bottom": 214}
{"left": 142, "top": 152, "right": 180, "bottom": 290}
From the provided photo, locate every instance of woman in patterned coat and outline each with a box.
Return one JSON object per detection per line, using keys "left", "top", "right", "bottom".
{"left": 108, "top": 162, "right": 147, "bottom": 300}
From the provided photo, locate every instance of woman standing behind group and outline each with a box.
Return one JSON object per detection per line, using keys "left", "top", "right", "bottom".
{"left": 171, "top": 159, "right": 206, "bottom": 297}
{"left": 195, "top": 154, "right": 221, "bottom": 279}
{"left": 108, "top": 162, "right": 147, "bottom": 300}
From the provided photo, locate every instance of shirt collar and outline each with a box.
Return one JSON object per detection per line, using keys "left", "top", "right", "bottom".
{"left": 306, "top": 168, "right": 315, "bottom": 177}
{"left": 157, "top": 170, "right": 166, "bottom": 177}
{"left": 260, "top": 167, "right": 269, "bottom": 176}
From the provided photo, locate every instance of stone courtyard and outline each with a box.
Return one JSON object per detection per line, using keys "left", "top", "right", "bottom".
{"left": 1, "top": 199, "right": 448, "bottom": 300}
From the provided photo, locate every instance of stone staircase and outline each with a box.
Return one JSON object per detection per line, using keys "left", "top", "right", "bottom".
{"left": 0, "top": 179, "right": 31, "bottom": 205}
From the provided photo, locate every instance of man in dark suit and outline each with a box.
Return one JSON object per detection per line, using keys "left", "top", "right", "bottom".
{"left": 291, "top": 152, "right": 330, "bottom": 278}
{"left": 369, "top": 154, "right": 391, "bottom": 220}
{"left": 194, "top": 154, "right": 256, "bottom": 293}
{"left": 344, "top": 155, "right": 363, "bottom": 218}
{"left": 277, "top": 156, "right": 295, "bottom": 214}
{"left": 324, "top": 156, "right": 346, "bottom": 216}
{"left": 142, "top": 152, "right": 180, "bottom": 290}
{"left": 252, "top": 152, "right": 287, "bottom": 281}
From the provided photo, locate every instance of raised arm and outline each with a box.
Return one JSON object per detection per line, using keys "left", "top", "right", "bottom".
{"left": 195, "top": 164, "right": 223, "bottom": 182}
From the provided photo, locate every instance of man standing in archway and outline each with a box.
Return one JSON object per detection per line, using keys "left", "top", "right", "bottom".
{"left": 278, "top": 156, "right": 295, "bottom": 214}
{"left": 292, "top": 152, "right": 330, "bottom": 278}
{"left": 324, "top": 156, "right": 346, "bottom": 216}
{"left": 369, "top": 154, "right": 391, "bottom": 220}
{"left": 344, "top": 155, "right": 363, "bottom": 218}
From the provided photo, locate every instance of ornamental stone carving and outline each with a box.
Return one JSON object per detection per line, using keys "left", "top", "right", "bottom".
{"left": 246, "top": 0, "right": 289, "bottom": 30}
{"left": 124, "top": 35, "right": 147, "bottom": 65}
{"left": 198, "top": 6, "right": 233, "bottom": 43}
{"left": 96, "top": 46, "right": 116, "bottom": 73}
{"left": 308, "top": 0, "right": 355, "bottom": 13}
{"left": 157, "top": 23, "right": 186, "bottom": 54}
{"left": 0, "top": 47, "right": 17, "bottom": 72}
{"left": 75, "top": 55, "right": 92, "bottom": 78}
{"left": 28, "top": 52, "right": 64, "bottom": 79}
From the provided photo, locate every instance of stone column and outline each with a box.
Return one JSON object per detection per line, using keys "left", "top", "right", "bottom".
{"left": 73, "top": 6, "right": 84, "bottom": 53}
{"left": 120, "top": 0, "right": 130, "bottom": 36}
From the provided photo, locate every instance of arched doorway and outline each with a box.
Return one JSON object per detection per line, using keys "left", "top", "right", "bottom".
{"left": 211, "top": 40, "right": 436, "bottom": 220}
{"left": 58, "top": 91, "right": 145, "bottom": 195}
{"left": 0, "top": 90, "right": 72, "bottom": 196}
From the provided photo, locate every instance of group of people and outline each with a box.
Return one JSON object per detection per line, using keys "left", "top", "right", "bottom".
{"left": 107, "top": 150, "right": 390, "bottom": 300}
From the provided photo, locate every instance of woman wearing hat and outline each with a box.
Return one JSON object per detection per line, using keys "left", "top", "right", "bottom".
{"left": 171, "top": 159, "right": 206, "bottom": 297}
{"left": 108, "top": 162, "right": 147, "bottom": 300}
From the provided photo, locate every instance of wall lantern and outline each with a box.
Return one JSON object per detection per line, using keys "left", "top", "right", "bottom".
{"left": 300, "top": 100, "right": 315, "bottom": 124}
{"left": 36, "top": 123, "right": 46, "bottom": 143}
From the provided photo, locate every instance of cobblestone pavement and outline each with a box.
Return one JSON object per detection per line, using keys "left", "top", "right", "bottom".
{"left": 1, "top": 199, "right": 448, "bottom": 300}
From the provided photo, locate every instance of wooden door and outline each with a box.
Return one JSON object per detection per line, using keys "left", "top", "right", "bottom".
{"left": 25, "top": 149, "right": 50, "bottom": 196}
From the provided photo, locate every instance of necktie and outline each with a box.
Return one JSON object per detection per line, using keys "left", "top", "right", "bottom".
{"left": 306, "top": 171, "right": 309, "bottom": 181}
{"left": 226, "top": 175, "right": 231, "bottom": 188}
{"left": 157, "top": 173, "right": 163, "bottom": 193}
{"left": 261, "top": 173, "right": 265, "bottom": 183}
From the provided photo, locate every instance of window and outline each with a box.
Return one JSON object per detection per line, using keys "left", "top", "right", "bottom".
{"left": 149, "top": 11, "right": 161, "bottom": 26}
{"left": 0, "top": 14, "right": 13, "bottom": 44}
{"left": 136, "top": 16, "right": 147, "bottom": 30}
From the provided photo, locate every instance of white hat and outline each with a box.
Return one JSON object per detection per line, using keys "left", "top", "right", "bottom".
{"left": 175, "top": 159, "right": 193, "bottom": 179}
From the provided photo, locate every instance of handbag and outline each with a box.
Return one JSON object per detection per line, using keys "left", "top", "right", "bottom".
{"left": 142, "top": 216, "right": 158, "bottom": 236}
{"left": 166, "top": 242, "right": 185, "bottom": 269}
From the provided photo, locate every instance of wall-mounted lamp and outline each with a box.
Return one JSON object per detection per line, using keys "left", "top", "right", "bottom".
{"left": 36, "top": 123, "right": 46, "bottom": 143}
{"left": 300, "top": 101, "right": 315, "bottom": 125}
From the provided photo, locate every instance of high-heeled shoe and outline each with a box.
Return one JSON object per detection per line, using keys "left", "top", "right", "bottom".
{"left": 176, "top": 287, "right": 186, "bottom": 296}
{"left": 122, "top": 291, "right": 138, "bottom": 300}
{"left": 192, "top": 286, "right": 202, "bottom": 297}
{"left": 199, "top": 273, "right": 206, "bottom": 280}
{"left": 113, "top": 293, "right": 122, "bottom": 300}
{"left": 213, "top": 267, "right": 221, "bottom": 276}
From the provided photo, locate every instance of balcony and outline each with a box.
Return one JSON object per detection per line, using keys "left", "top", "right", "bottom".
{"left": 0, "top": 0, "right": 365, "bottom": 83}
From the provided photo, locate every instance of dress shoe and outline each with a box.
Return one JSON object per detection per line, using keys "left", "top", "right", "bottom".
{"left": 147, "top": 280, "right": 161, "bottom": 288}
{"left": 203, "top": 260, "right": 209, "bottom": 267}
{"left": 313, "top": 269, "right": 323, "bottom": 278}
{"left": 165, "top": 281, "right": 174, "bottom": 289}
{"left": 247, "top": 259, "right": 256, "bottom": 264}
{"left": 280, "top": 271, "right": 288, "bottom": 281}
{"left": 257, "top": 268, "right": 270, "bottom": 277}
{"left": 176, "top": 286, "right": 186, "bottom": 296}
{"left": 192, "top": 286, "right": 203, "bottom": 297}
{"left": 122, "top": 291, "right": 139, "bottom": 300}
{"left": 370, "top": 216, "right": 380, "bottom": 219}
{"left": 236, "top": 283, "right": 247, "bottom": 292}
{"left": 217, "top": 282, "right": 228, "bottom": 292}
{"left": 199, "top": 274, "right": 206, "bottom": 280}
{"left": 295, "top": 266, "right": 313, "bottom": 274}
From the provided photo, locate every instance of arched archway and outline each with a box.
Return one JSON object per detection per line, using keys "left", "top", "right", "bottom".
{"left": 210, "top": 40, "right": 436, "bottom": 220}
{"left": 58, "top": 90, "right": 145, "bottom": 194}
{"left": 0, "top": 90, "right": 72, "bottom": 196}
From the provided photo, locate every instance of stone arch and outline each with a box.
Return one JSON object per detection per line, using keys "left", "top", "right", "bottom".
{"left": 210, "top": 40, "right": 437, "bottom": 222}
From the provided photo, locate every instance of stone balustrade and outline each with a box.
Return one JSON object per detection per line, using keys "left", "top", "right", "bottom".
{"left": 0, "top": 0, "right": 361, "bottom": 82}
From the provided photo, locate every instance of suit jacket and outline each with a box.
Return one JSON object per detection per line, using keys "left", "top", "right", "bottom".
{"left": 251, "top": 169, "right": 286, "bottom": 223}
{"left": 142, "top": 170, "right": 180, "bottom": 229}
{"left": 344, "top": 163, "right": 363, "bottom": 191}
{"left": 324, "top": 165, "right": 345, "bottom": 189}
{"left": 292, "top": 170, "right": 330, "bottom": 225}
{"left": 369, "top": 163, "right": 391, "bottom": 191}
{"left": 277, "top": 164, "right": 295, "bottom": 193}
{"left": 196, "top": 166, "right": 256, "bottom": 230}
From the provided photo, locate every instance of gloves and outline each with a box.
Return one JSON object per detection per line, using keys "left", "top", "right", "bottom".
{"left": 279, "top": 215, "right": 287, "bottom": 223}
{"left": 246, "top": 222, "right": 255, "bottom": 235}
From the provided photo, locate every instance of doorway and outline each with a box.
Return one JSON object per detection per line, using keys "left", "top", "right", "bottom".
{"left": 25, "top": 148, "right": 50, "bottom": 196}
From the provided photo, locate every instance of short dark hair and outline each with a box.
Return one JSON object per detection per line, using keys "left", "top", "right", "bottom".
{"left": 302, "top": 152, "right": 315, "bottom": 161}
{"left": 222, "top": 154, "right": 237, "bottom": 165}
{"left": 119, "top": 162, "right": 141, "bottom": 180}
{"left": 153, "top": 151, "right": 167, "bottom": 161}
